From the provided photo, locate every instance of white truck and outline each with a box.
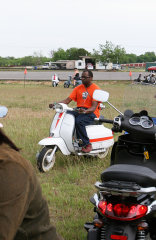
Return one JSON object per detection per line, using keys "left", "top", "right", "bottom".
{"left": 42, "top": 62, "right": 59, "bottom": 70}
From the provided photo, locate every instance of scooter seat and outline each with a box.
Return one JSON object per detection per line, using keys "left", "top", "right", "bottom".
{"left": 101, "top": 164, "right": 156, "bottom": 187}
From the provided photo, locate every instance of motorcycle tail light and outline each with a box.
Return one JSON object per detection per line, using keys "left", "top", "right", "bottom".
{"left": 98, "top": 201, "right": 147, "bottom": 221}
{"left": 98, "top": 201, "right": 107, "bottom": 215}
{"left": 111, "top": 235, "right": 127, "bottom": 240}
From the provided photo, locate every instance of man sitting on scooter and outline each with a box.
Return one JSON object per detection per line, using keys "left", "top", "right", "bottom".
{"left": 49, "top": 70, "right": 100, "bottom": 153}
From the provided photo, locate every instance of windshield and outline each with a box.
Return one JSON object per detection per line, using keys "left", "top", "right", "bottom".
{"left": 123, "top": 84, "right": 156, "bottom": 117}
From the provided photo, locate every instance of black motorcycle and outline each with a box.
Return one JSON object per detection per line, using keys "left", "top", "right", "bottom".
{"left": 84, "top": 88, "right": 156, "bottom": 240}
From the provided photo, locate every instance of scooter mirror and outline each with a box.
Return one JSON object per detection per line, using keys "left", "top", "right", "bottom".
{"left": 0, "top": 106, "right": 8, "bottom": 118}
{"left": 93, "top": 90, "right": 109, "bottom": 102}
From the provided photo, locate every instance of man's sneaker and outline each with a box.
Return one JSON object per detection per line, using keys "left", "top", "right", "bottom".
{"left": 81, "top": 144, "right": 92, "bottom": 153}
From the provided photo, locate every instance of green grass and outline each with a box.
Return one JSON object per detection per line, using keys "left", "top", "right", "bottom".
{"left": 0, "top": 81, "right": 155, "bottom": 239}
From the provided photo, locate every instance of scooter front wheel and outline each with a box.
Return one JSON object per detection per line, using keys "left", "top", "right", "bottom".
{"left": 37, "top": 146, "right": 57, "bottom": 172}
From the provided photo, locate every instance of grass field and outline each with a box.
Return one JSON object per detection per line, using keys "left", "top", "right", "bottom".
{"left": 0, "top": 81, "right": 156, "bottom": 239}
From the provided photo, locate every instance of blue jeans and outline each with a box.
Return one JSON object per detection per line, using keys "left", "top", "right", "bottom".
{"left": 68, "top": 109, "right": 96, "bottom": 146}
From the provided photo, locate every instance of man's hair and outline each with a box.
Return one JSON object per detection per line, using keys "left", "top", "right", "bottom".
{"left": 0, "top": 129, "right": 19, "bottom": 151}
{"left": 82, "top": 69, "right": 93, "bottom": 77}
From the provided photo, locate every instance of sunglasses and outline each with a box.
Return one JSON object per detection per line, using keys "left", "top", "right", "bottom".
{"left": 80, "top": 76, "right": 90, "bottom": 79}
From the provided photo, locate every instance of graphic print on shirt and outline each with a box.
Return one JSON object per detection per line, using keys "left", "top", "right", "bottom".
{"left": 82, "top": 91, "right": 88, "bottom": 99}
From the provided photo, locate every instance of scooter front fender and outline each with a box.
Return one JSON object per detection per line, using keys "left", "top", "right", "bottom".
{"left": 38, "top": 137, "right": 70, "bottom": 155}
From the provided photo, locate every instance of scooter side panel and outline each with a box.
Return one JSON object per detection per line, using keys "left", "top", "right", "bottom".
{"left": 38, "top": 137, "right": 71, "bottom": 155}
{"left": 86, "top": 125, "right": 114, "bottom": 149}
{"left": 60, "top": 114, "right": 75, "bottom": 152}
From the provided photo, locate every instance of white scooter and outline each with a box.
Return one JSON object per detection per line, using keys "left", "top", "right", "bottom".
{"left": 36, "top": 101, "right": 114, "bottom": 172}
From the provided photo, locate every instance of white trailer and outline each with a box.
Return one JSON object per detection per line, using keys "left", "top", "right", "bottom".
{"left": 75, "top": 60, "right": 86, "bottom": 69}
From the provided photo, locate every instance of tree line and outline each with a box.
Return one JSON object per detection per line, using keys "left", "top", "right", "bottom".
{"left": 0, "top": 41, "right": 156, "bottom": 67}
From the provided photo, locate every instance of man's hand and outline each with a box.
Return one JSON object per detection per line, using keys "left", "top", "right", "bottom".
{"left": 78, "top": 108, "right": 86, "bottom": 114}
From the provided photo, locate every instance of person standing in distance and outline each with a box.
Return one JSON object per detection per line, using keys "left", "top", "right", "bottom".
{"left": 49, "top": 70, "right": 100, "bottom": 153}
{"left": 72, "top": 68, "right": 80, "bottom": 87}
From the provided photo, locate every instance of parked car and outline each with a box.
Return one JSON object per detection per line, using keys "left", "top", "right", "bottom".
{"left": 86, "top": 63, "right": 94, "bottom": 69}
{"left": 112, "top": 64, "right": 121, "bottom": 70}
{"left": 147, "top": 66, "right": 156, "bottom": 72}
{"left": 42, "top": 62, "right": 59, "bottom": 70}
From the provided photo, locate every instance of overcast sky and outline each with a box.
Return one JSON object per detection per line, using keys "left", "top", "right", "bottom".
{"left": 1, "top": 0, "right": 156, "bottom": 58}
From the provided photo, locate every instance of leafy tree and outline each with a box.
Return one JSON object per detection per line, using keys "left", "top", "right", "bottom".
{"left": 52, "top": 48, "right": 67, "bottom": 61}
{"left": 123, "top": 53, "right": 137, "bottom": 64}
{"left": 99, "top": 41, "right": 114, "bottom": 63}
{"left": 93, "top": 41, "right": 126, "bottom": 64}
{"left": 92, "top": 48, "right": 100, "bottom": 61}
{"left": 20, "top": 56, "right": 33, "bottom": 66}
{"left": 66, "top": 48, "right": 90, "bottom": 60}
{"left": 113, "top": 45, "right": 126, "bottom": 63}
{"left": 137, "top": 52, "right": 156, "bottom": 63}
{"left": 50, "top": 47, "right": 90, "bottom": 61}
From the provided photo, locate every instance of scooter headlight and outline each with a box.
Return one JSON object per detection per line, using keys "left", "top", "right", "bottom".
{"left": 55, "top": 103, "right": 63, "bottom": 113}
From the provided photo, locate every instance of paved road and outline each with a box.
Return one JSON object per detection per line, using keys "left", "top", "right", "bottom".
{"left": 0, "top": 71, "right": 145, "bottom": 81}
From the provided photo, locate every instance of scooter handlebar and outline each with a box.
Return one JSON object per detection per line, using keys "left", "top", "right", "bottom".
{"left": 101, "top": 119, "right": 114, "bottom": 124}
{"left": 94, "top": 118, "right": 113, "bottom": 124}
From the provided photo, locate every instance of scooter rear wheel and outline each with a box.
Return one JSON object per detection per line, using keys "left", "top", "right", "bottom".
{"left": 98, "top": 148, "right": 109, "bottom": 159}
{"left": 37, "top": 146, "right": 56, "bottom": 172}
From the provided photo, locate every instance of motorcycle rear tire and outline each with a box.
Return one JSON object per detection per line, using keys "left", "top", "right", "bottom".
{"left": 37, "top": 146, "right": 56, "bottom": 172}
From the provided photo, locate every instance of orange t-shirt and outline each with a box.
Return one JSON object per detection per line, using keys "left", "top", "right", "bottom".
{"left": 69, "top": 83, "right": 100, "bottom": 117}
